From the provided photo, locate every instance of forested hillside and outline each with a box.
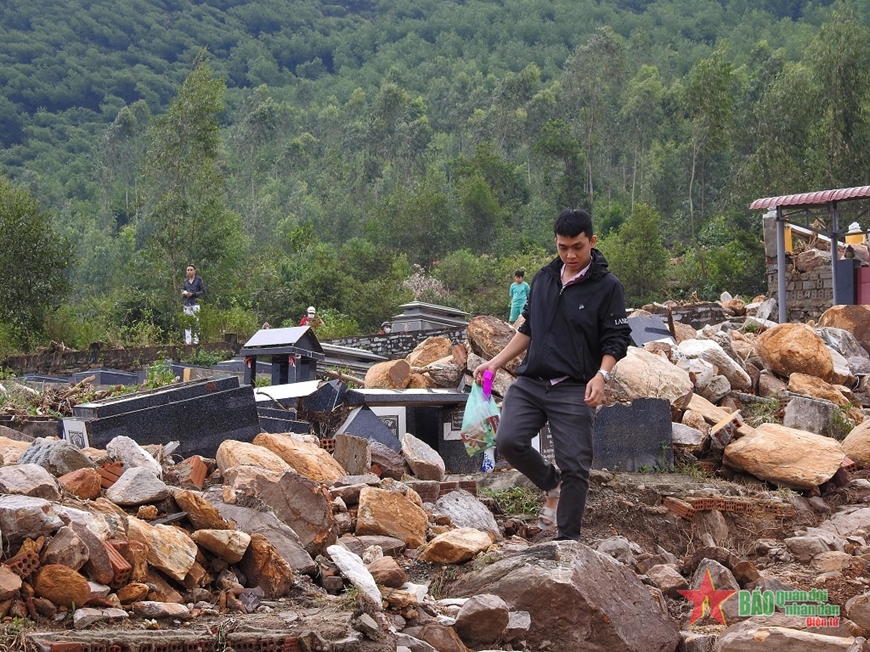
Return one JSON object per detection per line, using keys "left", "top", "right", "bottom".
{"left": 1, "top": 0, "right": 868, "bottom": 354}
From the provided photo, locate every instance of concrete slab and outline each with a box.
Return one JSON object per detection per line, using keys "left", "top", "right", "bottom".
{"left": 62, "top": 380, "right": 259, "bottom": 458}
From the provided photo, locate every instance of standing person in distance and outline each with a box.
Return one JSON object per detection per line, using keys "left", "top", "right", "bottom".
{"left": 181, "top": 264, "right": 205, "bottom": 345}
{"left": 299, "top": 306, "right": 325, "bottom": 328}
{"left": 473, "top": 208, "right": 631, "bottom": 541}
{"left": 509, "top": 269, "right": 530, "bottom": 324}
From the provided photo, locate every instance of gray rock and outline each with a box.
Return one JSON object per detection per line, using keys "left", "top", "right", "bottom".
{"left": 448, "top": 541, "right": 680, "bottom": 652}
{"left": 0, "top": 494, "right": 64, "bottom": 543}
{"left": 327, "top": 544, "right": 382, "bottom": 609}
{"left": 19, "top": 438, "right": 95, "bottom": 476}
{"left": 596, "top": 535, "right": 641, "bottom": 566}
{"left": 73, "top": 607, "right": 128, "bottom": 630}
{"left": 105, "top": 467, "right": 170, "bottom": 506}
{"left": 204, "top": 487, "right": 316, "bottom": 575}
{"left": 433, "top": 489, "right": 500, "bottom": 541}
{"left": 504, "top": 610, "right": 531, "bottom": 641}
{"left": 783, "top": 396, "right": 838, "bottom": 438}
{"left": 106, "top": 435, "right": 163, "bottom": 477}
{"left": 400, "top": 433, "right": 445, "bottom": 481}
{"left": 454, "top": 594, "right": 510, "bottom": 647}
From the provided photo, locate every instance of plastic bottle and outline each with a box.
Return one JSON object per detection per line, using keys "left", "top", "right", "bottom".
{"left": 481, "top": 369, "right": 494, "bottom": 400}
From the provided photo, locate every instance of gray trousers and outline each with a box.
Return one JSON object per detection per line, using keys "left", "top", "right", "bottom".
{"left": 496, "top": 376, "right": 595, "bottom": 540}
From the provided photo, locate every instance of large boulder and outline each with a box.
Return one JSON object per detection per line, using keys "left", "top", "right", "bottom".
{"left": 723, "top": 423, "right": 844, "bottom": 489}
{"left": 611, "top": 346, "right": 694, "bottom": 409}
{"left": 252, "top": 432, "right": 346, "bottom": 484}
{"left": 755, "top": 323, "right": 834, "bottom": 382}
{"left": 842, "top": 421, "right": 870, "bottom": 469}
{"left": 447, "top": 541, "right": 680, "bottom": 652}
{"left": 819, "top": 305, "right": 870, "bottom": 357}
{"left": 466, "top": 315, "right": 524, "bottom": 374}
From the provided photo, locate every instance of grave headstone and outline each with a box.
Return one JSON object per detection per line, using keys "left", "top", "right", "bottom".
{"left": 336, "top": 406, "right": 401, "bottom": 452}
{"left": 534, "top": 399, "right": 673, "bottom": 472}
{"left": 302, "top": 380, "right": 346, "bottom": 413}
{"left": 592, "top": 398, "right": 673, "bottom": 472}
{"left": 628, "top": 315, "right": 676, "bottom": 347}
{"left": 62, "top": 376, "right": 259, "bottom": 458}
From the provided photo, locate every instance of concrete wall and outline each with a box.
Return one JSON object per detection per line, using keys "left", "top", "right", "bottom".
{"left": 2, "top": 328, "right": 470, "bottom": 375}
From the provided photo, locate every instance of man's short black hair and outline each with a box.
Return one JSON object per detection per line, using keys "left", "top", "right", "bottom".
{"left": 554, "top": 208, "right": 593, "bottom": 239}
{"left": 514, "top": 269, "right": 525, "bottom": 278}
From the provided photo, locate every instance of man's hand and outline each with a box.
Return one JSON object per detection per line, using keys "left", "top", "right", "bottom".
{"left": 472, "top": 362, "right": 499, "bottom": 385}
{"left": 584, "top": 374, "right": 607, "bottom": 407}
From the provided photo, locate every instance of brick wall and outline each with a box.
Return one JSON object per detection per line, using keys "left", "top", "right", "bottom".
{"left": 765, "top": 261, "right": 833, "bottom": 322}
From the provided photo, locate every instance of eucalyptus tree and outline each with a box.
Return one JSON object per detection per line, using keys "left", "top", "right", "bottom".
{"left": 136, "top": 53, "right": 245, "bottom": 327}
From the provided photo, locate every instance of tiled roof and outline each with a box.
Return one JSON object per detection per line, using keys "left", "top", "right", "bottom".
{"left": 750, "top": 186, "right": 870, "bottom": 210}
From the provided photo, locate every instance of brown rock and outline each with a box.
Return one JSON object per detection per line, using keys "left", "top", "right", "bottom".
{"left": 0, "top": 566, "right": 22, "bottom": 601}
{"left": 755, "top": 323, "right": 834, "bottom": 382}
{"left": 406, "top": 336, "right": 453, "bottom": 367}
{"left": 126, "top": 517, "right": 197, "bottom": 582}
{"left": 366, "top": 556, "right": 408, "bottom": 588}
{"left": 611, "top": 347, "right": 694, "bottom": 409}
{"left": 720, "top": 298, "right": 746, "bottom": 316}
{"left": 723, "top": 422, "right": 845, "bottom": 489}
{"left": 33, "top": 564, "right": 90, "bottom": 609}
{"left": 671, "top": 321, "right": 697, "bottom": 344}
{"left": 419, "top": 355, "right": 463, "bottom": 388}
{"left": 333, "top": 434, "right": 371, "bottom": 476}
{"left": 418, "top": 623, "right": 473, "bottom": 652}
{"left": 365, "top": 360, "right": 411, "bottom": 389}
{"left": 0, "top": 437, "right": 31, "bottom": 465}
{"left": 40, "top": 526, "right": 88, "bottom": 571}
{"left": 191, "top": 529, "right": 251, "bottom": 564}
{"left": 173, "top": 489, "right": 230, "bottom": 530}
{"left": 370, "top": 441, "right": 410, "bottom": 480}
{"left": 842, "top": 420, "right": 870, "bottom": 469}
{"left": 419, "top": 528, "right": 493, "bottom": 564}
{"left": 144, "top": 568, "right": 184, "bottom": 603}
{"left": 356, "top": 486, "right": 428, "bottom": 548}
{"left": 238, "top": 533, "right": 294, "bottom": 599}
{"left": 58, "top": 468, "right": 102, "bottom": 500}
{"left": 454, "top": 594, "right": 510, "bottom": 647}
{"left": 116, "top": 582, "right": 150, "bottom": 604}
{"left": 215, "top": 440, "right": 291, "bottom": 475}
{"left": 788, "top": 373, "right": 853, "bottom": 408}
{"left": 466, "top": 315, "right": 524, "bottom": 374}
{"left": 253, "top": 432, "right": 347, "bottom": 484}
{"left": 819, "top": 305, "right": 870, "bottom": 356}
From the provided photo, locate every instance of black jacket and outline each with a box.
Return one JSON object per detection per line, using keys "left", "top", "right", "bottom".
{"left": 183, "top": 275, "right": 205, "bottom": 307}
{"left": 516, "top": 249, "right": 631, "bottom": 382}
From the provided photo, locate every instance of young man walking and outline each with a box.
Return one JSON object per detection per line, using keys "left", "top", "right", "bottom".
{"left": 474, "top": 208, "right": 632, "bottom": 540}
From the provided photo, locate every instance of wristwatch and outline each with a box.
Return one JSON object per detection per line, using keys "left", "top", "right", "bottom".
{"left": 596, "top": 368, "right": 612, "bottom": 383}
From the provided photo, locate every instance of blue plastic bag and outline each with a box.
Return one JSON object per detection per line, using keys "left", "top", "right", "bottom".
{"left": 460, "top": 382, "right": 500, "bottom": 457}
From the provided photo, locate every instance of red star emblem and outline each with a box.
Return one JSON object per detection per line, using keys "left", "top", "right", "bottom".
{"left": 678, "top": 569, "right": 736, "bottom": 625}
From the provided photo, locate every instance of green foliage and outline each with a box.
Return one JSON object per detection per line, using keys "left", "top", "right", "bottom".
{"left": 180, "top": 348, "right": 232, "bottom": 367}
{"left": 479, "top": 486, "right": 540, "bottom": 516}
{"left": 143, "top": 358, "right": 177, "bottom": 389}
{"left": 595, "top": 204, "right": 669, "bottom": 307}
{"left": 0, "top": 175, "right": 70, "bottom": 349}
{"left": 0, "top": 0, "right": 865, "bottom": 352}
{"left": 742, "top": 398, "right": 781, "bottom": 428}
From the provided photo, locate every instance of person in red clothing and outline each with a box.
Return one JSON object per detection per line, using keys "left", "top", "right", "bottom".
{"left": 298, "top": 306, "right": 325, "bottom": 328}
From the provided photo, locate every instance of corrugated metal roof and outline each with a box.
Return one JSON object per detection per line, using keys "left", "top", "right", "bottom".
{"left": 750, "top": 186, "right": 870, "bottom": 210}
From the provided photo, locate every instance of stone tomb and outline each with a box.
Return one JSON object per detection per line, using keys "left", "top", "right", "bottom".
{"left": 239, "top": 326, "right": 324, "bottom": 386}
{"left": 62, "top": 375, "right": 260, "bottom": 458}
{"left": 343, "top": 388, "right": 475, "bottom": 472}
